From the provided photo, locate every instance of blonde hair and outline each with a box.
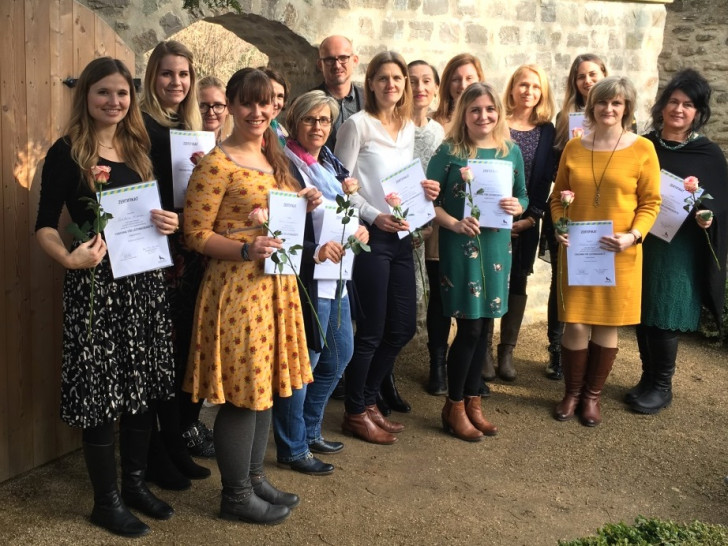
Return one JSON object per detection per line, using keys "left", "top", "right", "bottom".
{"left": 554, "top": 53, "right": 607, "bottom": 149}
{"left": 198, "top": 75, "right": 232, "bottom": 141}
{"left": 364, "top": 51, "right": 412, "bottom": 123}
{"left": 504, "top": 64, "right": 554, "bottom": 125}
{"left": 66, "top": 57, "right": 152, "bottom": 190}
{"left": 584, "top": 76, "right": 637, "bottom": 131}
{"left": 448, "top": 82, "right": 511, "bottom": 159}
{"left": 140, "top": 41, "right": 202, "bottom": 130}
{"left": 433, "top": 54, "right": 485, "bottom": 125}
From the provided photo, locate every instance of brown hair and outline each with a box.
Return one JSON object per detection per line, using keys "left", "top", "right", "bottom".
{"left": 433, "top": 54, "right": 485, "bottom": 125}
{"left": 363, "top": 51, "right": 412, "bottom": 123}
{"left": 584, "top": 76, "right": 637, "bottom": 132}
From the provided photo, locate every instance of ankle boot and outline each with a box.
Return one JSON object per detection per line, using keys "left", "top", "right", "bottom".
{"left": 553, "top": 346, "right": 589, "bottom": 421}
{"left": 376, "top": 393, "right": 392, "bottom": 416}
{"left": 630, "top": 333, "right": 677, "bottom": 414}
{"left": 380, "top": 373, "right": 412, "bottom": 413}
{"left": 497, "top": 294, "right": 527, "bottom": 381}
{"left": 441, "top": 399, "right": 483, "bottom": 442}
{"left": 83, "top": 441, "right": 150, "bottom": 537}
{"left": 427, "top": 343, "right": 448, "bottom": 396}
{"left": 580, "top": 342, "right": 618, "bottom": 427}
{"left": 481, "top": 319, "right": 496, "bottom": 381}
{"left": 365, "top": 404, "right": 405, "bottom": 433}
{"left": 220, "top": 484, "right": 290, "bottom": 525}
{"left": 624, "top": 325, "right": 653, "bottom": 403}
{"left": 250, "top": 474, "right": 300, "bottom": 508}
{"left": 545, "top": 346, "right": 563, "bottom": 380}
{"left": 120, "top": 426, "right": 175, "bottom": 520}
{"left": 342, "top": 412, "right": 397, "bottom": 445}
{"left": 463, "top": 396, "right": 498, "bottom": 436}
{"left": 146, "top": 426, "right": 191, "bottom": 490}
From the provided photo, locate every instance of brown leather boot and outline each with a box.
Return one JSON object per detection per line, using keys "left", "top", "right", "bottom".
{"left": 365, "top": 404, "right": 405, "bottom": 433}
{"left": 464, "top": 396, "right": 498, "bottom": 436}
{"left": 441, "top": 399, "right": 483, "bottom": 442}
{"left": 553, "top": 346, "right": 589, "bottom": 421}
{"left": 580, "top": 341, "right": 618, "bottom": 427}
{"left": 342, "top": 412, "right": 397, "bottom": 445}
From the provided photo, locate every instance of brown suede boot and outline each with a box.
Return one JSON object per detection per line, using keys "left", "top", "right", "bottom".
{"left": 365, "top": 404, "right": 405, "bottom": 433}
{"left": 553, "top": 346, "right": 589, "bottom": 421}
{"left": 580, "top": 341, "right": 618, "bottom": 427}
{"left": 441, "top": 399, "right": 483, "bottom": 442}
{"left": 342, "top": 412, "right": 397, "bottom": 445}
{"left": 464, "top": 396, "right": 498, "bottom": 436}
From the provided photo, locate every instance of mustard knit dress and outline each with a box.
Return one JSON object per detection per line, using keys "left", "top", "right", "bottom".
{"left": 550, "top": 136, "right": 661, "bottom": 326}
{"left": 182, "top": 146, "right": 313, "bottom": 410}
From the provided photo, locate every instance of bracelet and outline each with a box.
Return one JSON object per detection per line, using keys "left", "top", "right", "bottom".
{"left": 240, "top": 243, "right": 251, "bottom": 261}
{"left": 527, "top": 217, "right": 536, "bottom": 227}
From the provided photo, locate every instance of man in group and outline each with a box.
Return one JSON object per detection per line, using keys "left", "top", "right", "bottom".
{"left": 313, "top": 35, "right": 364, "bottom": 150}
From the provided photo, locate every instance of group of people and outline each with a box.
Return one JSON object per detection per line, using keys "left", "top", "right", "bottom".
{"left": 35, "top": 32, "right": 727, "bottom": 536}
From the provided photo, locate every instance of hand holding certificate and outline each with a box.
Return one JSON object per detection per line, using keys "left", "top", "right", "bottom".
{"left": 566, "top": 221, "right": 615, "bottom": 286}
{"left": 649, "top": 169, "right": 703, "bottom": 242}
{"left": 465, "top": 159, "right": 514, "bottom": 229}
{"left": 314, "top": 203, "right": 358, "bottom": 281}
{"left": 170, "top": 130, "right": 216, "bottom": 209}
{"left": 262, "top": 190, "right": 307, "bottom": 275}
{"left": 381, "top": 159, "right": 436, "bottom": 239}
{"left": 568, "top": 112, "right": 590, "bottom": 140}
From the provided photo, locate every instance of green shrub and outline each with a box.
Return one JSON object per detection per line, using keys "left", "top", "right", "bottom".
{"left": 559, "top": 516, "right": 728, "bottom": 545}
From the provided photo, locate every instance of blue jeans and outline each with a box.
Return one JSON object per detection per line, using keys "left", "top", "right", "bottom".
{"left": 273, "top": 294, "right": 354, "bottom": 462}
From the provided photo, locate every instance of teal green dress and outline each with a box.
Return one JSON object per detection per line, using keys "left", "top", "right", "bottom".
{"left": 427, "top": 143, "right": 528, "bottom": 319}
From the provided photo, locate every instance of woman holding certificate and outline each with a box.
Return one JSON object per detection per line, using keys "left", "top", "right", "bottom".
{"left": 140, "top": 41, "right": 211, "bottom": 487}
{"left": 427, "top": 83, "right": 527, "bottom": 442}
{"left": 183, "top": 68, "right": 321, "bottom": 525}
{"left": 35, "top": 57, "right": 177, "bottom": 537}
{"left": 550, "top": 76, "right": 661, "bottom": 427}
{"left": 628, "top": 69, "right": 728, "bottom": 415}
{"left": 335, "top": 51, "right": 440, "bottom": 444}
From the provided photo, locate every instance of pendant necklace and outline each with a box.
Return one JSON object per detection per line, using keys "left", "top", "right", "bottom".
{"left": 98, "top": 141, "right": 115, "bottom": 150}
{"left": 591, "top": 130, "right": 624, "bottom": 207}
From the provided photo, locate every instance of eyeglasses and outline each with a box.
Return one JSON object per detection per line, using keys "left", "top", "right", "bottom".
{"left": 301, "top": 116, "right": 332, "bottom": 127}
{"left": 199, "top": 103, "right": 227, "bottom": 114}
{"left": 320, "top": 55, "right": 351, "bottom": 67}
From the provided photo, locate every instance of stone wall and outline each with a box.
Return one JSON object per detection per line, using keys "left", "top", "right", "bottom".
{"left": 659, "top": 0, "right": 728, "bottom": 154}
{"left": 78, "top": 0, "right": 669, "bottom": 126}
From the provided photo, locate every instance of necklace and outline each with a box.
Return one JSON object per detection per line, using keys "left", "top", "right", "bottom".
{"left": 591, "top": 130, "right": 624, "bottom": 207}
{"left": 657, "top": 130, "right": 697, "bottom": 151}
{"left": 98, "top": 141, "right": 115, "bottom": 150}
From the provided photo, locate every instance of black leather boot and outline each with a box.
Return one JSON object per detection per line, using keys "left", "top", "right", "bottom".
{"left": 120, "top": 426, "right": 175, "bottom": 520}
{"left": 220, "top": 483, "right": 290, "bottom": 525}
{"left": 250, "top": 474, "right": 300, "bottom": 508}
{"left": 83, "top": 441, "right": 149, "bottom": 537}
{"left": 630, "top": 333, "right": 677, "bottom": 415}
{"left": 625, "top": 325, "right": 653, "bottom": 403}
{"left": 380, "top": 373, "right": 412, "bottom": 413}
{"left": 545, "top": 346, "right": 563, "bottom": 380}
{"left": 146, "top": 426, "right": 191, "bottom": 490}
{"left": 426, "top": 343, "right": 447, "bottom": 396}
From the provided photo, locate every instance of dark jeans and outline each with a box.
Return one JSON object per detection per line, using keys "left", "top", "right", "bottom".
{"left": 447, "top": 318, "right": 492, "bottom": 401}
{"left": 345, "top": 226, "right": 416, "bottom": 414}
{"left": 546, "top": 230, "right": 563, "bottom": 350}
{"left": 426, "top": 259, "right": 450, "bottom": 352}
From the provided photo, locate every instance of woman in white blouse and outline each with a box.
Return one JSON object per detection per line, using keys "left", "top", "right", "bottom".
{"left": 335, "top": 51, "right": 439, "bottom": 444}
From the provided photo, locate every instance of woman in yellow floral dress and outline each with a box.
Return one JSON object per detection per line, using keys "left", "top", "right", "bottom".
{"left": 183, "top": 68, "right": 321, "bottom": 525}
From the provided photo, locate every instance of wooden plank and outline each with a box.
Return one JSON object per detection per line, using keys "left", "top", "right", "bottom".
{"left": 72, "top": 0, "right": 95, "bottom": 75}
{"left": 2, "top": 0, "right": 33, "bottom": 480}
{"left": 94, "top": 10, "right": 116, "bottom": 59}
{"left": 114, "top": 34, "right": 136, "bottom": 76}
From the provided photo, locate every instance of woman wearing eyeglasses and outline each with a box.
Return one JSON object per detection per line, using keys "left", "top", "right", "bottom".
{"left": 199, "top": 76, "right": 231, "bottom": 142}
{"left": 334, "top": 51, "right": 439, "bottom": 444}
{"left": 272, "top": 90, "right": 368, "bottom": 474}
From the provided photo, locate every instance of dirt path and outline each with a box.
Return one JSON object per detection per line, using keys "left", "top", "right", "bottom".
{"left": 1, "top": 323, "right": 727, "bottom": 545}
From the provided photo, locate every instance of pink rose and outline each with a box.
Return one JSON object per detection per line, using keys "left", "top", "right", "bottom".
{"left": 571, "top": 128, "right": 584, "bottom": 139}
{"left": 560, "top": 190, "right": 575, "bottom": 207}
{"left": 342, "top": 177, "right": 360, "bottom": 196}
{"left": 385, "top": 192, "right": 402, "bottom": 209}
{"left": 90, "top": 165, "right": 111, "bottom": 184}
{"left": 249, "top": 206, "right": 269, "bottom": 226}
{"left": 683, "top": 176, "right": 699, "bottom": 193}
{"left": 190, "top": 151, "right": 205, "bottom": 166}
{"left": 460, "top": 166, "right": 474, "bottom": 183}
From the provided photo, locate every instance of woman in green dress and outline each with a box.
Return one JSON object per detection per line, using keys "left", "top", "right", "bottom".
{"left": 427, "top": 83, "right": 527, "bottom": 442}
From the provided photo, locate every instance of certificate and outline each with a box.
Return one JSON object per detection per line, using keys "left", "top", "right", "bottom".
{"left": 99, "top": 181, "right": 173, "bottom": 279}
{"left": 566, "top": 221, "right": 615, "bottom": 286}
{"left": 170, "top": 129, "right": 216, "bottom": 209}
{"left": 313, "top": 202, "right": 358, "bottom": 281}
{"left": 650, "top": 169, "right": 703, "bottom": 242}
{"left": 568, "top": 112, "right": 590, "bottom": 139}
{"left": 264, "top": 189, "right": 307, "bottom": 275}
{"left": 381, "top": 159, "right": 436, "bottom": 239}
{"left": 465, "top": 159, "right": 513, "bottom": 229}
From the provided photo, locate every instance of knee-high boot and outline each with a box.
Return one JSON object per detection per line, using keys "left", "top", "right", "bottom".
{"left": 481, "top": 319, "right": 496, "bottom": 381}
{"left": 580, "top": 341, "right": 618, "bottom": 427}
{"left": 624, "top": 325, "right": 652, "bottom": 403}
{"left": 553, "top": 346, "right": 589, "bottom": 421}
{"left": 630, "top": 333, "right": 677, "bottom": 414}
{"left": 497, "top": 294, "right": 528, "bottom": 381}
{"left": 83, "top": 441, "right": 149, "bottom": 537}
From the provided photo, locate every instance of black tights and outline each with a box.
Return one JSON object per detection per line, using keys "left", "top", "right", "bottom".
{"left": 82, "top": 411, "right": 153, "bottom": 444}
{"left": 425, "top": 260, "right": 451, "bottom": 352}
{"left": 447, "top": 317, "right": 493, "bottom": 401}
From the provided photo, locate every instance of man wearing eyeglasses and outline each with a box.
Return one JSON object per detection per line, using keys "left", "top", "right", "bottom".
{"left": 314, "top": 35, "right": 363, "bottom": 150}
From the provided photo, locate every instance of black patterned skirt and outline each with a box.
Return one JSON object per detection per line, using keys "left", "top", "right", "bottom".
{"left": 61, "top": 257, "right": 175, "bottom": 429}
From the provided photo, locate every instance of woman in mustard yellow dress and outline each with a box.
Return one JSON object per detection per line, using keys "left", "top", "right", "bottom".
{"left": 550, "top": 77, "right": 661, "bottom": 427}
{"left": 183, "top": 68, "right": 321, "bottom": 525}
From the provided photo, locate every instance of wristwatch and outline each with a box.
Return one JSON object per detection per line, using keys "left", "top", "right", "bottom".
{"left": 240, "top": 243, "right": 251, "bottom": 261}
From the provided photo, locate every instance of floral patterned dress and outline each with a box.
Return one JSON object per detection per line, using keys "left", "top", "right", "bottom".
{"left": 182, "top": 146, "right": 313, "bottom": 410}
{"left": 427, "top": 142, "right": 528, "bottom": 319}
